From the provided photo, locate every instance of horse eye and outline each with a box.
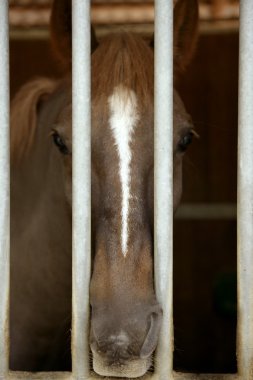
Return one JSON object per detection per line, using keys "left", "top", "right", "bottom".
{"left": 178, "top": 131, "right": 194, "bottom": 152}
{"left": 52, "top": 131, "right": 69, "bottom": 155}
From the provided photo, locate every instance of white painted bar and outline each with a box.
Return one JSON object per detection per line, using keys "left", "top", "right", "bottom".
{"left": 237, "top": 1, "right": 253, "bottom": 379}
{"left": 0, "top": 0, "right": 10, "bottom": 377}
{"left": 154, "top": 0, "right": 174, "bottom": 378}
{"left": 5, "top": 371, "right": 240, "bottom": 380}
{"left": 173, "top": 374, "right": 239, "bottom": 380}
{"left": 72, "top": 1, "right": 91, "bottom": 378}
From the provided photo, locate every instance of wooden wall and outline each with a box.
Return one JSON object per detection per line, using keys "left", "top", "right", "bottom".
{"left": 174, "top": 32, "right": 238, "bottom": 372}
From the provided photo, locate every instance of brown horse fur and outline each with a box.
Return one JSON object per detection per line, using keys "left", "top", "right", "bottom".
{"left": 10, "top": 0, "right": 198, "bottom": 377}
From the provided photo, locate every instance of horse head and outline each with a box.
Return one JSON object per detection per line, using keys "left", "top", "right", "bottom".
{"left": 48, "top": 0, "right": 198, "bottom": 377}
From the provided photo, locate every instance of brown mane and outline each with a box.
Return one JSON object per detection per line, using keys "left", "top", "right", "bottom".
{"left": 10, "top": 78, "right": 57, "bottom": 163}
{"left": 91, "top": 32, "right": 154, "bottom": 107}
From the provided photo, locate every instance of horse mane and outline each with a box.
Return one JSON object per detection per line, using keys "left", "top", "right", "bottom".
{"left": 10, "top": 78, "right": 57, "bottom": 163}
{"left": 91, "top": 32, "right": 154, "bottom": 107}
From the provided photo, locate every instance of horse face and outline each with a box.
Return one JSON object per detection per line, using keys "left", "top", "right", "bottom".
{"left": 52, "top": 83, "right": 194, "bottom": 378}
{"left": 50, "top": 0, "right": 198, "bottom": 377}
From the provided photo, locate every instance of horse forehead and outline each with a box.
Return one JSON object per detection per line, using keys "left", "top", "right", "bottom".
{"left": 92, "top": 85, "right": 152, "bottom": 151}
{"left": 108, "top": 85, "right": 139, "bottom": 132}
{"left": 107, "top": 85, "right": 140, "bottom": 173}
{"left": 56, "top": 88, "right": 186, "bottom": 145}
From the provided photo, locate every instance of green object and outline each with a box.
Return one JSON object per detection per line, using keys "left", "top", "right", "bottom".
{"left": 213, "top": 272, "right": 237, "bottom": 318}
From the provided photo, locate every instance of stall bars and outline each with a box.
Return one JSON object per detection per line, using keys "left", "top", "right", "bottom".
{"left": 0, "top": 0, "right": 253, "bottom": 379}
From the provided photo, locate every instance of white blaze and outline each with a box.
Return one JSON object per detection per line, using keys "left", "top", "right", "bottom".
{"left": 109, "top": 86, "right": 139, "bottom": 256}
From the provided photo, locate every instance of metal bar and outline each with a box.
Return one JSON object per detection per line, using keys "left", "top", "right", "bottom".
{"left": 0, "top": 0, "right": 10, "bottom": 377}
{"left": 5, "top": 371, "right": 240, "bottom": 380}
{"left": 237, "top": 1, "right": 253, "bottom": 379}
{"left": 8, "top": 373, "right": 73, "bottom": 380}
{"left": 173, "top": 374, "right": 239, "bottom": 380}
{"left": 72, "top": 1, "right": 91, "bottom": 378}
{"left": 154, "top": 0, "right": 174, "bottom": 377}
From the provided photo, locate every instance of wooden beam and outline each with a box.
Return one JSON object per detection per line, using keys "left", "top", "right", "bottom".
{"left": 9, "top": 3, "right": 239, "bottom": 28}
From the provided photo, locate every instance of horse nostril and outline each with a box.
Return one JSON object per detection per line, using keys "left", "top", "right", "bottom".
{"left": 140, "top": 308, "right": 162, "bottom": 359}
{"left": 92, "top": 328, "right": 131, "bottom": 360}
{"left": 108, "top": 331, "right": 130, "bottom": 347}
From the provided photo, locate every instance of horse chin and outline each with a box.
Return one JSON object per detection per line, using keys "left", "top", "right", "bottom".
{"left": 92, "top": 350, "right": 151, "bottom": 378}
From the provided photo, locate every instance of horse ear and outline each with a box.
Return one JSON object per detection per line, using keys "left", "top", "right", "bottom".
{"left": 174, "top": 0, "right": 198, "bottom": 73}
{"left": 150, "top": 0, "right": 198, "bottom": 74}
{"left": 50, "top": 0, "right": 98, "bottom": 70}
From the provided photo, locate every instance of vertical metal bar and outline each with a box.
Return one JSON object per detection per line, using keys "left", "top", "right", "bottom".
{"left": 154, "top": 0, "right": 174, "bottom": 378}
{"left": 237, "top": 1, "right": 253, "bottom": 379}
{"left": 72, "top": 0, "right": 91, "bottom": 377}
{"left": 0, "top": 0, "right": 10, "bottom": 377}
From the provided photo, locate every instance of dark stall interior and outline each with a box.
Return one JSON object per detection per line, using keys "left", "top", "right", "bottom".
{"left": 174, "top": 29, "right": 238, "bottom": 373}
{"left": 9, "top": 0, "right": 239, "bottom": 374}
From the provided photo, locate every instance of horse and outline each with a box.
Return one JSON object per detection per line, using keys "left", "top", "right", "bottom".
{"left": 9, "top": 0, "right": 198, "bottom": 377}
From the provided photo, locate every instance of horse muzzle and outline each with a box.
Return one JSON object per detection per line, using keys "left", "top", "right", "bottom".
{"left": 90, "top": 303, "right": 162, "bottom": 377}
{"left": 91, "top": 350, "right": 151, "bottom": 378}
